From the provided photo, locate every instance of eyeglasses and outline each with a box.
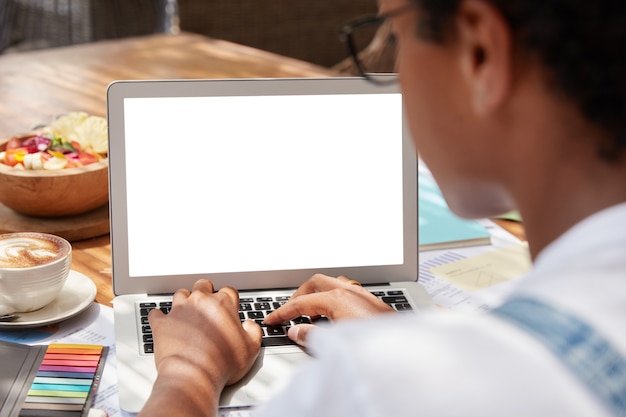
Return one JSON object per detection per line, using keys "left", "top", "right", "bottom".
{"left": 338, "top": 3, "right": 416, "bottom": 84}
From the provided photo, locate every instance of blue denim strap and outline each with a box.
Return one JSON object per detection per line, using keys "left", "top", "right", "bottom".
{"left": 492, "top": 297, "right": 626, "bottom": 416}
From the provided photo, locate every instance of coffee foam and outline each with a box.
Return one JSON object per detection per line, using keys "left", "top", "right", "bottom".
{"left": 0, "top": 235, "right": 67, "bottom": 268}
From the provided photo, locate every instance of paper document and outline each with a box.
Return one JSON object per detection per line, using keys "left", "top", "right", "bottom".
{"left": 419, "top": 224, "right": 530, "bottom": 311}
{"left": 430, "top": 243, "right": 531, "bottom": 292}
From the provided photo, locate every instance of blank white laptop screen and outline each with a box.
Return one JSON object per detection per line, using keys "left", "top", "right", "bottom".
{"left": 107, "top": 77, "right": 418, "bottom": 295}
{"left": 123, "top": 93, "right": 404, "bottom": 278}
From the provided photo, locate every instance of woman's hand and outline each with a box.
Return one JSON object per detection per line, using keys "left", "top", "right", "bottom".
{"left": 264, "top": 274, "right": 394, "bottom": 346}
{"left": 138, "top": 279, "right": 263, "bottom": 417}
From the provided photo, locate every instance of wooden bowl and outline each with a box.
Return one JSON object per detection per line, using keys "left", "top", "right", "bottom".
{"left": 0, "top": 135, "right": 108, "bottom": 217}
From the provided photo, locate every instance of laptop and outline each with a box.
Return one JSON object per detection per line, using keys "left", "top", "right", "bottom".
{"left": 106, "top": 76, "right": 433, "bottom": 414}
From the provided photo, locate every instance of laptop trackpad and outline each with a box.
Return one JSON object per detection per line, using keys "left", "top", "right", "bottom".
{"left": 220, "top": 347, "right": 311, "bottom": 407}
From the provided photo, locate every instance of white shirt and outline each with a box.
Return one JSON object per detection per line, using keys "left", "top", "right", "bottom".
{"left": 256, "top": 203, "right": 626, "bottom": 417}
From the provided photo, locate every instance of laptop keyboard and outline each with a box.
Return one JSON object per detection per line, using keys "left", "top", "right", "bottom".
{"left": 138, "top": 289, "right": 413, "bottom": 354}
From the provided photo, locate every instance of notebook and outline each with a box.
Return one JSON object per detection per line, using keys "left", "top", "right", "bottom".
{"left": 418, "top": 165, "right": 491, "bottom": 251}
{"left": 106, "top": 76, "right": 433, "bottom": 413}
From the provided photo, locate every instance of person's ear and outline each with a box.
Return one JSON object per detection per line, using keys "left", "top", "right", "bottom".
{"left": 455, "top": 0, "right": 513, "bottom": 116}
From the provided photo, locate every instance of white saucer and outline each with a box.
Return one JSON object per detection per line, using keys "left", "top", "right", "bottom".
{"left": 0, "top": 270, "right": 97, "bottom": 329}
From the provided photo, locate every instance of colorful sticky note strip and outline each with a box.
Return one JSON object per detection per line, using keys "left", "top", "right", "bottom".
{"left": 41, "top": 359, "right": 100, "bottom": 367}
{"left": 19, "top": 343, "right": 107, "bottom": 417}
{"left": 36, "top": 371, "right": 95, "bottom": 379}
{"left": 39, "top": 354, "right": 102, "bottom": 361}
{"left": 39, "top": 365, "right": 97, "bottom": 373}
{"left": 26, "top": 390, "right": 88, "bottom": 398}
{"left": 30, "top": 384, "right": 91, "bottom": 393}
{"left": 45, "top": 345, "right": 103, "bottom": 355}
{"left": 33, "top": 377, "right": 92, "bottom": 386}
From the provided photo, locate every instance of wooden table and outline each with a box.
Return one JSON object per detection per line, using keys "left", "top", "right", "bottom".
{"left": 0, "top": 32, "right": 524, "bottom": 307}
{"left": 0, "top": 32, "right": 336, "bottom": 137}
{"left": 0, "top": 32, "right": 337, "bottom": 306}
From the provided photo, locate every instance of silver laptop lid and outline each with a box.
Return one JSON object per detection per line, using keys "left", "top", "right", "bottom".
{"left": 107, "top": 77, "right": 417, "bottom": 296}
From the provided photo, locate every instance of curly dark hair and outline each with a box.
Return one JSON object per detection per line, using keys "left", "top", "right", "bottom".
{"left": 413, "top": 0, "right": 626, "bottom": 161}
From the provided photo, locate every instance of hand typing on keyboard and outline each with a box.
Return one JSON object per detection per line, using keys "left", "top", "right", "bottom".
{"left": 139, "top": 275, "right": 404, "bottom": 417}
{"left": 141, "top": 279, "right": 262, "bottom": 417}
{"left": 141, "top": 274, "right": 407, "bottom": 353}
{"left": 264, "top": 274, "right": 395, "bottom": 347}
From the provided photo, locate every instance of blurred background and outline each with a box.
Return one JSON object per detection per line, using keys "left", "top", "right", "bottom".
{"left": 0, "top": 0, "right": 381, "bottom": 69}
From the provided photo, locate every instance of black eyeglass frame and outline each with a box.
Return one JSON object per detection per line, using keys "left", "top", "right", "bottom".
{"left": 338, "top": 3, "right": 416, "bottom": 84}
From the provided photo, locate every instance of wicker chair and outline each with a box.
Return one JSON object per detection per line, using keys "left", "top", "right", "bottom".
{"left": 89, "top": 0, "right": 174, "bottom": 41}
{"left": 0, "top": 0, "right": 90, "bottom": 52}
{"left": 177, "top": 0, "right": 377, "bottom": 68}
{"left": 0, "top": 0, "right": 172, "bottom": 53}
{"left": 1, "top": 0, "right": 390, "bottom": 71}
{"left": 0, "top": 1, "right": 15, "bottom": 52}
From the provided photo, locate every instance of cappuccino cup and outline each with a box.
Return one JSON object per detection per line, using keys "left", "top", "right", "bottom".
{"left": 0, "top": 232, "right": 72, "bottom": 314}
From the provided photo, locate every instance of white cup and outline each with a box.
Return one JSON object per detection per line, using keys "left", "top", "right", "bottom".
{"left": 0, "top": 232, "right": 72, "bottom": 314}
